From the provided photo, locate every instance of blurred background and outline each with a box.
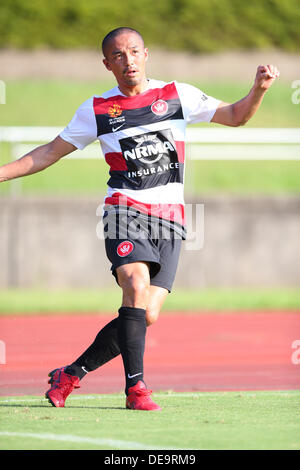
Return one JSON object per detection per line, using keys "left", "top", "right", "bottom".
{"left": 0, "top": 0, "right": 300, "bottom": 314}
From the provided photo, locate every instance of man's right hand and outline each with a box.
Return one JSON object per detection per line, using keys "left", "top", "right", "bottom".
{"left": 0, "top": 136, "right": 76, "bottom": 183}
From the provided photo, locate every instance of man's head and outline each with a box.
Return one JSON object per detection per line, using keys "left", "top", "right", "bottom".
{"left": 102, "top": 27, "right": 145, "bottom": 58}
{"left": 102, "top": 27, "right": 148, "bottom": 94}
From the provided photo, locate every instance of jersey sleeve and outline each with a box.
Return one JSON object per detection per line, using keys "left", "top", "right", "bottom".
{"left": 175, "top": 82, "right": 221, "bottom": 124}
{"left": 59, "top": 97, "right": 97, "bottom": 150}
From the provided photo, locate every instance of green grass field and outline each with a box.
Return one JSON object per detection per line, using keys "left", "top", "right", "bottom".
{"left": 1, "top": 287, "right": 300, "bottom": 315}
{"left": 1, "top": 391, "right": 299, "bottom": 450}
{"left": 0, "top": 79, "right": 299, "bottom": 196}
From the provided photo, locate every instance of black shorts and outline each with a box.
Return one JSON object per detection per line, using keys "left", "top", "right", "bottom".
{"left": 103, "top": 209, "right": 183, "bottom": 292}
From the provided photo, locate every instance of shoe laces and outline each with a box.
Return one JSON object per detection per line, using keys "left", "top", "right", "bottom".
{"left": 60, "top": 381, "right": 76, "bottom": 395}
{"left": 135, "top": 388, "right": 152, "bottom": 397}
{"left": 49, "top": 372, "right": 79, "bottom": 392}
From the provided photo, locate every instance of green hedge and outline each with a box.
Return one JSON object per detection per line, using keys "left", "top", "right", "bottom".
{"left": 0, "top": 0, "right": 299, "bottom": 52}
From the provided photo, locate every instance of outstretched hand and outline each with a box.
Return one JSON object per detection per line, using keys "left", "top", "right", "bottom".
{"left": 254, "top": 64, "right": 280, "bottom": 91}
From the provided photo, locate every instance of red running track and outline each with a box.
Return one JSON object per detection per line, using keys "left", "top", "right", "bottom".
{"left": 0, "top": 312, "right": 299, "bottom": 396}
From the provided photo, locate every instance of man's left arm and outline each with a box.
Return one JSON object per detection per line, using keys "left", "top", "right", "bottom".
{"left": 211, "top": 64, "right": 280, "bottom": 127}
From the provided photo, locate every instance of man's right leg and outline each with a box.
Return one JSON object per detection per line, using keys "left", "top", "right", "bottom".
{"left": 115, "top": 262, "right": 150, "bottom": 395}
{"left": 115, "top": 262, "right": 162, "bottom": 410}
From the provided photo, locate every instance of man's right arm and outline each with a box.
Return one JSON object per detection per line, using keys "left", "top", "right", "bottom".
{"left": 0, "top": 136, "right": 77, "bottom": 182}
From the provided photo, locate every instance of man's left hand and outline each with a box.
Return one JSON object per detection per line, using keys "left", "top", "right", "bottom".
{"left": 254, "top": 64, "right": 280, "bottom": 91}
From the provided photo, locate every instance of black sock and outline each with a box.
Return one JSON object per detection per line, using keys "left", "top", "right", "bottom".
{"left": 118, "top": 306, "right": 147, "bottom": 395}
{"left": 65, "top": 318, "right": 120, "bottom": 379}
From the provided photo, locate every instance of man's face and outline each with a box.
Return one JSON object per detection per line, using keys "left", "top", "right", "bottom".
{"left": 103, "top": 32, "right": 148, "bottom": 90}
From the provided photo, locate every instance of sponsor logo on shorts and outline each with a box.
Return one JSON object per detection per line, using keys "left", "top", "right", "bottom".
{"left": 117, "top": 241, "right": 134, "bottom": 257}
{"left": 151, "top": 99, "right": 168, "bottom": 116}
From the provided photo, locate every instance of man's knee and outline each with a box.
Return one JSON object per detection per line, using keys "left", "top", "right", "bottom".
{"left": 126, "top": 274, "right": 149, "bottom": 299}
{"left": 145, "top": 308, "right": 159, "bottom": 326}
{"left": 145, "top": 286, "right": 168, "bottom": 326}
{"left": 117, "top": 264, "right": 150, "bottom": 308}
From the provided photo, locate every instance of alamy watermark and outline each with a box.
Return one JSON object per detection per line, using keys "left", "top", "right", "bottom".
{"left": 184, "top": 203, "right": 204, "bottom": 251}
{"left": 0, "top": 80, "right": 6, "bottom": 104}
{"left": 96, "top": 199, "right": 204, "bottom": 251}
{"left": 0, "top": 340, "right": 6, "bottom": 365}
{"left": 291, "top": 80, "right": 300, "bottom": 104}
{"left": 291, "top": 340, "right": 300, "bottom": 365}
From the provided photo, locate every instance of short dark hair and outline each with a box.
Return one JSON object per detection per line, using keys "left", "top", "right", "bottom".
{"left": 102, "top": 27, "right": 144, "bottom": 57}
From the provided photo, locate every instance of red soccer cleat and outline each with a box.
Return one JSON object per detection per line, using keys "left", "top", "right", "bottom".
{"left": 45, "top": 366, "right": 80, "bottom": 407}
{"left": 126, "top": 381, "right": 162, "bottom": 411}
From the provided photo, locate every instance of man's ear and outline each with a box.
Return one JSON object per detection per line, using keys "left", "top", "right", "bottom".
{"left": 103, "top": 58, "right": 112, "bottom": 71}
{"left": 144, "top": 48, "right": 149, "bottom": 62}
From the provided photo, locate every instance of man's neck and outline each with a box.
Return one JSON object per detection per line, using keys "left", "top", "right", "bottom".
{"left": 118, "top": 78, "right": 149, "bottom": 97}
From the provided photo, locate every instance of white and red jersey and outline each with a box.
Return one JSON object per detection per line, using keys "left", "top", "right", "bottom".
{"left": 60, "top": 79, "right": 220, "bottom": 230}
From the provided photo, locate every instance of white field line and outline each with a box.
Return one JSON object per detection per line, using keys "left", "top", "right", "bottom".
{"left": 0, "top": 431, "right": 180, "bottom": 450}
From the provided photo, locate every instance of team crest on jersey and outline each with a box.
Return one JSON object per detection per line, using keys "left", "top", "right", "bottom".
{"left": 108, "top": 104, "right": 123, "bottom": 118}
{"left": 117, "top": 241, "right": 134, "bottom": 257}
{"left": 151, "top": 100, "right": 168, "bottom": 116}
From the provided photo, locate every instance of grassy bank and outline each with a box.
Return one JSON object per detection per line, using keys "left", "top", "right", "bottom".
{"left": 0, "top": 288, "right": 299, "bottom": 315}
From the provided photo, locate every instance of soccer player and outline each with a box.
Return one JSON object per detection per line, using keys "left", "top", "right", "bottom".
{"left": 0, "top": 27, "right": 279, "bottom": 410}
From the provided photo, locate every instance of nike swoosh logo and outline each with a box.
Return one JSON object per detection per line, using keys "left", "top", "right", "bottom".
{"left": 112, "top": 123, "right": 125, "bottom": 132}
{"left": 127, "top": 372, "right": 142, "bottom": 379}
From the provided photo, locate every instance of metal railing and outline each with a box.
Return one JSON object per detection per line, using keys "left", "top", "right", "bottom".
{"left": 1, "top": 126, "right": 299, "bottom": 194}
{"left": 1, "top": 126, "right": 299, "bottom": 161}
